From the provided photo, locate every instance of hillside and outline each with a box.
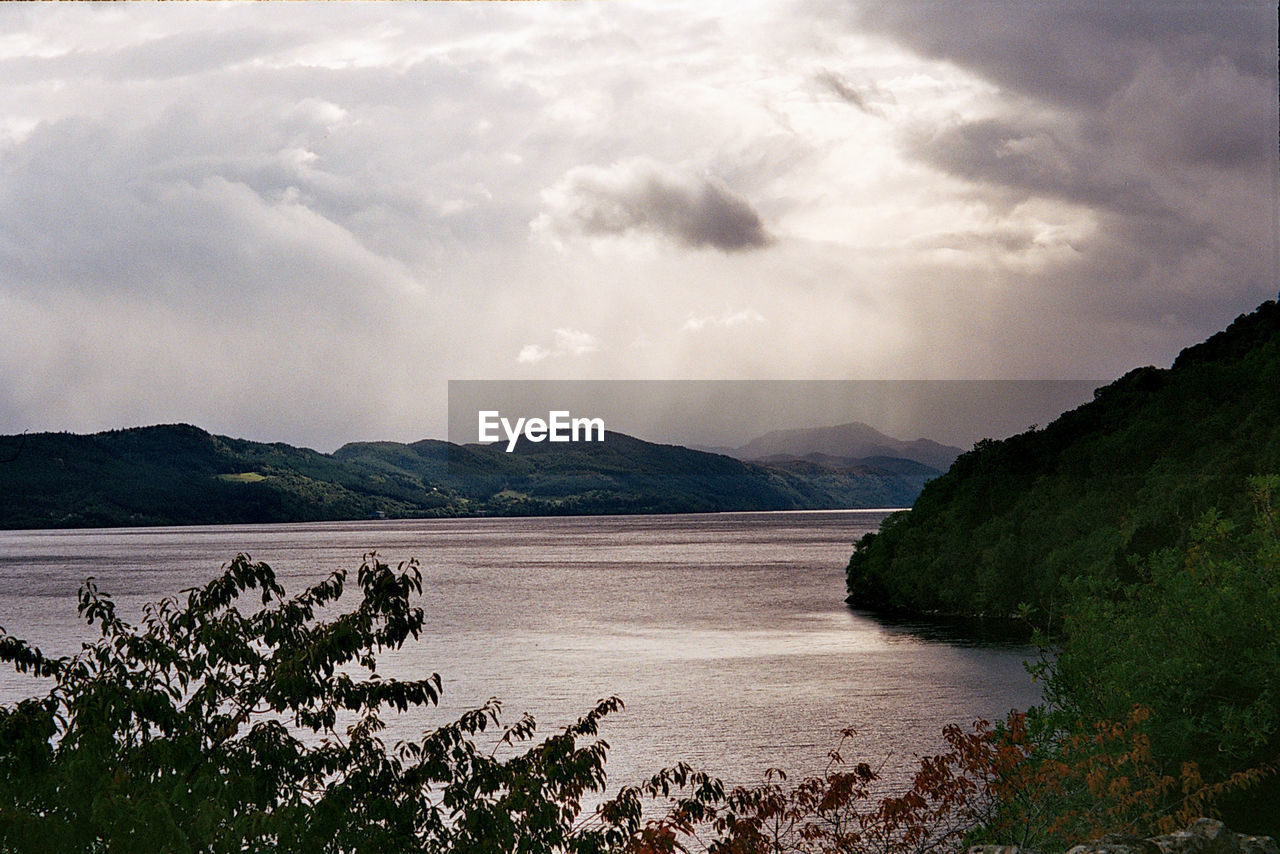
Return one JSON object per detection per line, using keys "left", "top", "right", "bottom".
{"left": 845, "top": 299, "right": 1280, "bottom": 621}
{"left": 0, "top": 424, "right": 933, "bottom": 530}
{"left": 0, "top": 424, "right": 451, "bottom": 529}
{"left": 334, "top": 431, "right": 825, "bottom": 516}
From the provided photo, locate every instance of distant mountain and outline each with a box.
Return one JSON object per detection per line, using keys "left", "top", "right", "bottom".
{"left": 0, "top": 424, "right": 932, "bottom": 530}
{"left": 706, "top": 422, "right": 963, "bottom": 471}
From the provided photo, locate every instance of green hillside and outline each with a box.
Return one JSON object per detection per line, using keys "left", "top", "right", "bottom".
{"left": 844, "top": 299, "right": 1280, "bottom": 830}
{"left": 0, "top": 424, "right": 445, "bottom": 529}
{"left": 0, "top": 424, "right": 932, "bottom": 530}
{"left": 845, "top": 298, "right": 1280, "bottom": 621}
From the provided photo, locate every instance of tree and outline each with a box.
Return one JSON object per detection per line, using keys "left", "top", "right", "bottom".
{"left": 0, "top": 553, "right": 705, "bottom": 853}
{"left": 1040, "top": 475, "right": 1280, "bottom": 833}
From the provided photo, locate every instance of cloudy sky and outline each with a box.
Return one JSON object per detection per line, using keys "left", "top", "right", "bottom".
{"left": 1, "top": 1, "right": 1275, "bottom": 451}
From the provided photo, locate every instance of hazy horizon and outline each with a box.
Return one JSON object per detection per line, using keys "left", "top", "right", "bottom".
{"left": 2, "top": 376, "right": 1103, "bottom": 455}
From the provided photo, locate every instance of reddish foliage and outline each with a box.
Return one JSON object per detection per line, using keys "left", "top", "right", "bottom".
{"left": 620, "top": 708, "right": 1277, "bottom": 853}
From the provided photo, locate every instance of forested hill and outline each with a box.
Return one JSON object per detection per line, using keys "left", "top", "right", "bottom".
{"left": 0, "top": 424, "right": 935, "bottom": 530}
{"left": 846, "top": 298, "right": 1280, "bottom": 621}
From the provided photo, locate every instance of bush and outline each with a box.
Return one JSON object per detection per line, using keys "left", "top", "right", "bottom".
{"left": 1041, "top": 475, "right": 1280, "bottom": 833}
{"left": 0, "top": 553, "right": 715, "bottom": 853}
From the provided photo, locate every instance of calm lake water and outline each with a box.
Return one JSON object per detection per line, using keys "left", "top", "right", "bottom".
{"left": 0, "top": 510, "right": 1041, "bottom": 793}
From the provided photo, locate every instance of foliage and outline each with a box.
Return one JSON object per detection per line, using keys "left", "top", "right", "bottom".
{"left": 684, "top": 723, "right": 1000, "bottom": 854}
{"left": 842, "top": 298, "right": 1280, "bottom": 836}
{"left": 626, "top": 707, "right": 1274, "bottom": 854}
{"left": 625, "top": 711, "right": 1160, "bottom": 853}
{"left": 967, "top": 705, "right": 1276, "bottom": 848}
{"left": 0, "top": 554, "right": 719, "bottom": 853}
{"left": 843, "top": 469, "right": 1280, "bottom": 839}
{"left": 846, "top": 299, "right": 1280, "bottom": 621}
{"left": 1038, "top": 475, "right": 1280, "bottom": 832}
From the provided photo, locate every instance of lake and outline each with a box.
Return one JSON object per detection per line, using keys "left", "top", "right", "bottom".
{"left": 0, "top": 510, "right": 1041, "bottom": 794}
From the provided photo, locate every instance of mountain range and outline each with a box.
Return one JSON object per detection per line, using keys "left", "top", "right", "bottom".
{"left": 0, "top": 422, "right": 952, "bottom": 530}
{"left": 701, "top": 422, "right": 962, "bottom": 470}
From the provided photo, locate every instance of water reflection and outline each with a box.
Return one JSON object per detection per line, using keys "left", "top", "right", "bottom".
{"left": 0, "top": 510, "right": 1042, "bottom": 790}
{"left": 847, "top": 608, "right": 1035, "bottom": 648}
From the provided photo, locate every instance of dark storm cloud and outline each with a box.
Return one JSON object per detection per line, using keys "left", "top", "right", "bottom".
{"left": 912, "top": 118, "right": 1173, "bottom": 219}
{"left": 857, "top": 0, "right": 1278, "bottom": 180}
{"left": 814, "top": 70, "right": 883, "bottom": 114}
{"left": 860, "top": 0, "right": 1277, "bottom": 193}
{"left": 1106, "top": 54, "right": 1277, "bottom": 171}
{"left": 853, "top": 1, "right": 1275, "bottom": 111}
{"left": 538, "top": 158, "right": 771, "bottom": 252}
{"left": 853, "top": 0, "right": 1277, "bottom": 337}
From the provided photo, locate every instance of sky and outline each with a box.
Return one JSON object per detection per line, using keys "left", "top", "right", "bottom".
{"left": 0, "top": 1, "right": 1276, "bottom": 452}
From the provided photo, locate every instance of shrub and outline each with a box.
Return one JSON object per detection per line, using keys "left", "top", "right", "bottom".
{"left": 0, "top": 553, "right": 702, "bottom": 853}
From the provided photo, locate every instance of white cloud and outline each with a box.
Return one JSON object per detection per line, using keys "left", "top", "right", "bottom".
{"left": 516, "top": 344, "right": 550, "bottom": 364}
{"left": 682, "top": 308, "right": 766, "bottom": 333}
{"left": 516, "top": 328, "right": 600, "bottom": 364}
{"left": 553, "top": 327, "right": 600, "bottom": 356}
